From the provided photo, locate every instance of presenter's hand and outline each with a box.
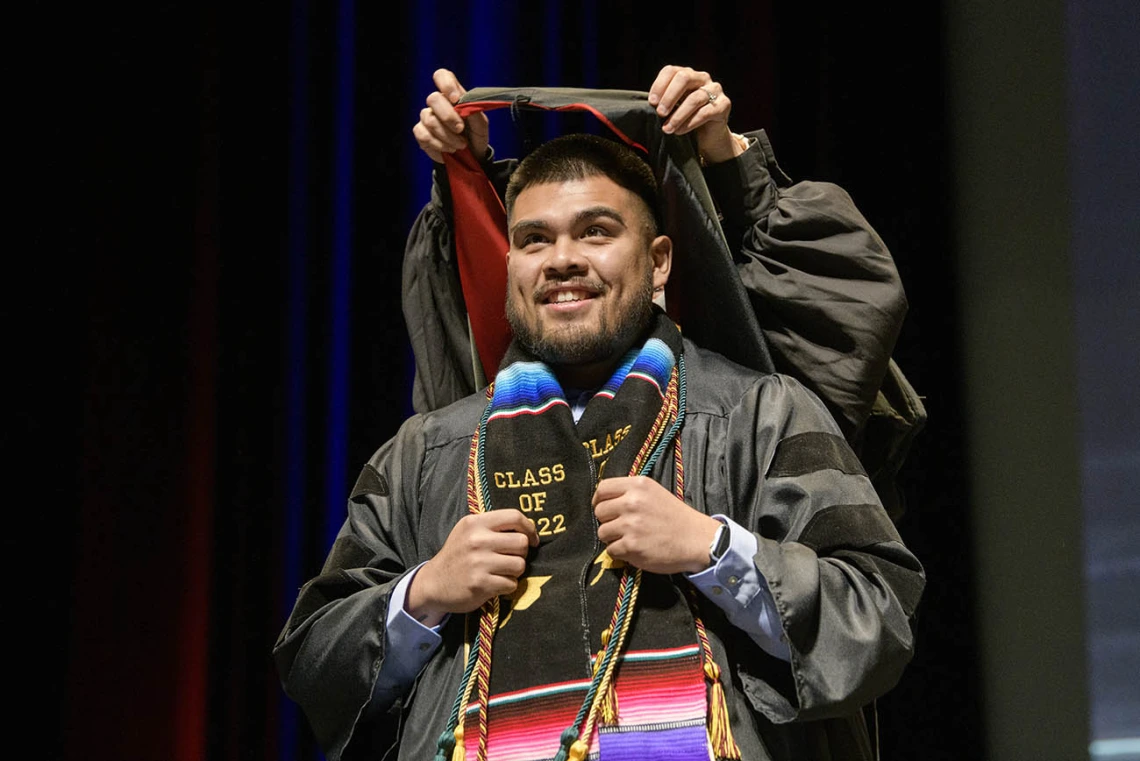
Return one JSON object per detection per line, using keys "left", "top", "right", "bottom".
{"left": 406, "top": 510, "right": 539, "bottom": 627}
{"left": 412, "top": 68, "right": 490, "bottom": 164}
{"left": 648, "top": 65, "right": 749, "bottom": 165}
{"left": 593, "top": 476, "right": 721, "bottom": 575}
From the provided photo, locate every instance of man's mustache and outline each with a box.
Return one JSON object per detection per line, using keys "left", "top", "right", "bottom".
{"left": 533, "top": 278, "right": 608, "bottom": 303}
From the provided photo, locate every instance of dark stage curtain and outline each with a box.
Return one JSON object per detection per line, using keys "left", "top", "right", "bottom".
{"left": 38, "top": 2, "right": 979, "bottom": 759}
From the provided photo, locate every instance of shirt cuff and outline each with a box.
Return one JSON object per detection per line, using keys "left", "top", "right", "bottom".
{"left": 687, "top": 516, "right": 762, "bottom": 604}
{"left": 372, "top": 565, "right": 447, "bottom": 707}
{"left": 686, "top": 515, "right": 790, "bottom": 662}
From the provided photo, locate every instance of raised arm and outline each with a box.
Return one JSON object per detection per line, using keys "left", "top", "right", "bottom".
{"left": 648, "top": 64, "right": 906, "bottom": 439}
{"left": 706, "top": 134, "right": 905, "bottom": 440}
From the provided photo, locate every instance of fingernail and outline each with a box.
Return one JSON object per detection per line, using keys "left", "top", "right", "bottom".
{"left": 662, "top": 123, "right": 674, "bottom": 134}
{"left": 657, "top": 105, "right": 668, "bottom": 116}
{"left": 449, "top": 90, "right": 460, "bottom": 103}
{"left": 648, "top": 94, "right": 659, "bottom": 105}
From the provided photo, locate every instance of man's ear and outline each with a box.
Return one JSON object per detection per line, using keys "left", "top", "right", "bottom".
{"left": 650, "top": 235, "right": 672, "bottom": 290}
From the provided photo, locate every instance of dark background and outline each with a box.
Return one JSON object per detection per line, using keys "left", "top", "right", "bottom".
{"left": 25, "top": 0, "right": 1132, "bottom": 759}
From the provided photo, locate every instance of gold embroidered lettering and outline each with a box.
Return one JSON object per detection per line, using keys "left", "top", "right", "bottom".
{"left": 535, "top": 513, "right": 566, "bottom": 537}
{"left": 583, "top": 424, "right": 633, "bottom": 461}
{"left": 518, "top": 491, "right": 547, "bottom": 513}
{"left": 497, "top": 463, "right": 565, "bottom": 489}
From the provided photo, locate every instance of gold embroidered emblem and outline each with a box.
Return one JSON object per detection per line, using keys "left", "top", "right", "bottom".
{"left": 498, "top": 575, "right": 552, "bottom": 629}
{"left": 590, "top": 549, "right": 626, "bottom": 586}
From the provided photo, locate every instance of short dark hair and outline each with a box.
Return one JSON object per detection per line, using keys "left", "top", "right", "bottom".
{"left": 504, "top": 134, "right": 662, "bottom": 238}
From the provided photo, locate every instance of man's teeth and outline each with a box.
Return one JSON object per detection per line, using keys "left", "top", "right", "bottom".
{"left": 553, "top": 291, "right": 587, "bottom": 303}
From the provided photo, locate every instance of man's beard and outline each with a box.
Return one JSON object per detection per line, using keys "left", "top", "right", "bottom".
{"left": 506, "top": 272, "right": 655, "bottom": 368}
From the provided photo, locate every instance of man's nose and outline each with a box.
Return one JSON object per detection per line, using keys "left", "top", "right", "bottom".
{"left": 542, "top": 237, "right": 588, "bottom": 277}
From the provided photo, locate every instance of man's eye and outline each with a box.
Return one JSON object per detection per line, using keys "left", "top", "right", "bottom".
{"left": 521, "top": 233, "right": 548, "bottom": 247}
{"left": 582, "top": 225, "right": 610, "bottom": 238}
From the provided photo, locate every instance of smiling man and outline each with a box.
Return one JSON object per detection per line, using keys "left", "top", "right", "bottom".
{"left": 502, "top": 137, "right": 670, "bottom": 388}
{"left": 275, "top": 68, "right": 925, "bottom": 761}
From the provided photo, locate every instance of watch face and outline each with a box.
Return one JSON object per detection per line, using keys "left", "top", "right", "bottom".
{"left": 712, "top": 524, "right": 730, "bottom": 560}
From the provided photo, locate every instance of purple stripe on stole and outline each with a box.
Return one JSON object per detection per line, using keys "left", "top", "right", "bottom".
{"left": 598, "top": 722, "right": 709, "bottom": 761}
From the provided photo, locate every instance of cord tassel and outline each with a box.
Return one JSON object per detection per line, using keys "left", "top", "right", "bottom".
{"left": 450, "top": 724, "right": 466, "bottom": 761}
{"left": 552, "top": 726, "right": 581, "bottom": 761}
{"left": 567, "top": 739, "right": 590, "bottom": 761}
{"left": 703, "top": 660, "right": 741, "bottom": 760}
{"left": 689, "top": 576, "right": 742, "bottom": 761}
{"left": 594, "top": 627, "right": 620, "bottom": 725}
{"left": 597, "top": 679, "right": 619, "bottom": 726}
{"left": 434, "top": 729, "right": 455, "bottom": 761}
